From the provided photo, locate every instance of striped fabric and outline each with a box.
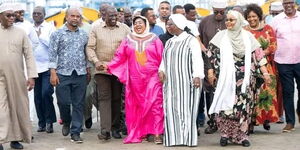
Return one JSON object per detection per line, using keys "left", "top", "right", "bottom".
{"left": 163, "top": 34, "right": 201, "bottom": 147}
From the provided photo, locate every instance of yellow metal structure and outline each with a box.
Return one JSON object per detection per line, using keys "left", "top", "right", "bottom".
{"left": 261, "top": 0, "right": 281, "bottom": 14}
{"left": 45, "top": 7, "right": 99, "bottom": 28}
{"left": 196, "top": 8, "right": 211, "bottom": 17}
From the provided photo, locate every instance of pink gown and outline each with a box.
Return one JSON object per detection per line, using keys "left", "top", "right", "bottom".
{"left": 108, "top": 34, "right": 164, "bottom": 143}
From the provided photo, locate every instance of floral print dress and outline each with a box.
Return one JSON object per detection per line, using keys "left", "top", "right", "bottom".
{"left": 248, "top": 25, "right": 280, "bottom": 125}
{"left": 207, "top": 43, "right": 267, "bottom": 143}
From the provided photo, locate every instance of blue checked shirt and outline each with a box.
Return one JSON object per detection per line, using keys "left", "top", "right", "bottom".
{"left": 49, "top": 25, "right": 88, "bottom": 76}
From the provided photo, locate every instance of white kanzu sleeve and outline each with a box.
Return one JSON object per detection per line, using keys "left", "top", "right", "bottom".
{"left": 190, "top": 37, "right": 205, "bottom": 79}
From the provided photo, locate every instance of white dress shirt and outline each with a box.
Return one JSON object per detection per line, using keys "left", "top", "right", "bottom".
{"left": 33, "top": 21, "right": 56, "bottom": 73}
{"left": 15, "top": 20, "right": 39, "bottom": 50}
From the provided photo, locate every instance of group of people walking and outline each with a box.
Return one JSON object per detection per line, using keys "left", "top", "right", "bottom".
{"left": 0, "top": 0, "right": 300, "bottom": 149}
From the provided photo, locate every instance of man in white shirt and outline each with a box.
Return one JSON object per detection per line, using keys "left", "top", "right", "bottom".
{"left": 156, "top": 1, "right": 171, "bottom": 33}
{"left": 14, "top": 4, "right": 39, "bottom": 50}
{"left": 14, "top": 3, "right": 40, "bottom": 122}
{"left": 32, "top": 6, "right": 57, "bottom": 134}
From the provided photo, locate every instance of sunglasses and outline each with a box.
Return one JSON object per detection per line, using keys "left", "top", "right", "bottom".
{"left": 225, "top": 18, "right": 236, "bottom": 22}
{"left": 5, "top": 13, "right": 16, "bottom": 18}
{"left": 15, "top": 11, "right": 25, "bottom": 15}
{"left": 271, "top": 12, "right": 280, "bottom": 16}
{"left": 214, "top": 10, "right": 225, "bottom": 15}
{"left": 33, "top": 12, "right": 43, "bottom": 16}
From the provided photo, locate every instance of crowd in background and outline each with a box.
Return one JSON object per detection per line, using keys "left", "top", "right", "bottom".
{"left": 0, "top": 0, "right": 300, "bottom": 149}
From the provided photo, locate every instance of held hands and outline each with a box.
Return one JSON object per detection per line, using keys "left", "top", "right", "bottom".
{"left": 158, "top": 71, "right": 165, "bottom": 83}
{"left": 95, "top": 61, "right": 108, "bottom": 71}
{"left": 193, "top": 77, "right": 201, "bottom": 88}
{"left": 27, "top": 78, "right": 35, "bottom": 91}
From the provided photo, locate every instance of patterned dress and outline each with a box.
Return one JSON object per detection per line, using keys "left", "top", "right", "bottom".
{"left": 207, "top": 43, "right": 267, "bottom": 143}
{"left": 248, "top": 25, "right": 280, "bottom": 125}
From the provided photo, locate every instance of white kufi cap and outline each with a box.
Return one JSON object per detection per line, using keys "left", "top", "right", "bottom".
{"left": 0, "top": 3, "right": 15, "bottom": 13}
{"left": 13, "top": 3, "right": 25, "bottom": 11}
{"left": 270, "top": 2, "right": 284, "bottom": 11}
{"left": 211, "top": 0, "right": 228, "bottom": 9}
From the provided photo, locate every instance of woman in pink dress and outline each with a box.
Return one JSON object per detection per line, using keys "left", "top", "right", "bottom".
{"left": 101, "top": 16, "right": 164, "bottom": 144}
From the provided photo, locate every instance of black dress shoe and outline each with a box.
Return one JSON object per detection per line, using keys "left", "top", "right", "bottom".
{"left": 62, "top": 124, "right": 70, "bottom": 136}
{"left": 112, "top": 130, "right": 122, "bottom": 139}
{"left": 0, "top": 144, "right": 3, "bottom": 150}
{"left": 37, "top": 126, "right": 46, "bottom": 132}
{"left": 46, "top": 123, "right": 54, "bottom": 133}
{"left": 242, "top": 140, "right": 251, "bottom": 147}
{"left": 121, "top": 129, "right": 127, "bottom": 135}
{"left": 85, "top": 117, "right": 93, "bottom": 129}
{"left": 220, "top": 137, "right": 228, "bottom": 147}
{"left": 10, "top": 141, "right": 23, "bottom": 149}
{"left": 263, "top": 120, "right": 271, "bottom": 131}
{"left": 204, "top": 125, "right": 218, "bottom": 134}
{"left": 97, "top": 131, "right": 111, "bottom": 140}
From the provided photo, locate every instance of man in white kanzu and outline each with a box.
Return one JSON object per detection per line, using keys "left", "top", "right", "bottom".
{"left": 0, "top": 3, "right": 38, "bottom": 150}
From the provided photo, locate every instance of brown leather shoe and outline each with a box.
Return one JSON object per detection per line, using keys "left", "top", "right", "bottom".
{"left": 282, "top": 124, "right": 295, "bottom": 132}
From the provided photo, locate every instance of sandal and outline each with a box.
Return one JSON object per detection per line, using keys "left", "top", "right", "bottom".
{"left": 154, "top": 135, "right": 163, "bottom": 144}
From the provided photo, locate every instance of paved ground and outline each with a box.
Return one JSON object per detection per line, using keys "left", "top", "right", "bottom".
{"left": 2, "top": 88, "right": 299, "bottom": 150}
{"left": 2, "top": 121, "right": 299, "bottom": 150}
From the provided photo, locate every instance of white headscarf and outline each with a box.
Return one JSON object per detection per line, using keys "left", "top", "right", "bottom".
{"left": 208, "top": 10, "right": 261, "bottom": 115}
{"left": 227, "top": 10, "right": 247, "bottom": 58}
{"left": 131, "top": 15, "right": 151, "bottom": 38}
{"left": 169, "top": 14, "right": 187, "bottom": 30}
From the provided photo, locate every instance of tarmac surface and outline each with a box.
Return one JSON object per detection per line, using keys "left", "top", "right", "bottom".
{"left": 2, "top": 89, "right": 299, "bottom": 150}
{"left": 3, "top": 121, "right": 299, "bottom": 150}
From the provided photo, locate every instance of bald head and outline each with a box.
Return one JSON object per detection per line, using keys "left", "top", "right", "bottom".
{"left": 100, "top": 3, "right": 110, "bottom": 20}
{"left": 33, "top": 6, "right": 46, "bottom": 25}
{"left": 105, "top": 6, "right": 118, "bottom": 27}
{"left": 65, "top": 7, "right": 82, "bottom": 28}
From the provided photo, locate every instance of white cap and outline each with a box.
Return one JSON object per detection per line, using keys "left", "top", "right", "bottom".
{"left": 0, "top": 3, "right": 15, "bottom": 13}
{"left": 13, "top": 3, "right": 25, "bottom": 11}
{"left": 211, "top": 0, "right": 228, "bottom": 9}
{"left": 270, "top": 2, "right": 284, "bottom": 11}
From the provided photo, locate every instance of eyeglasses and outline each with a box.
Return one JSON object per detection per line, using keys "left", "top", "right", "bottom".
{"left": 5, "top": 13, "right": 15, "bottom": 18}
{"left": 33, "top": 12, "right": 43, "bottom": 16}
{"left": 283, "top": 2, "right": 295, "bottom": 5}
{"left": 225, "top": 18, "right": 236, "bottom": 22}
{"left": 214, "top": 10, "right": 225, "bottom": 15}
